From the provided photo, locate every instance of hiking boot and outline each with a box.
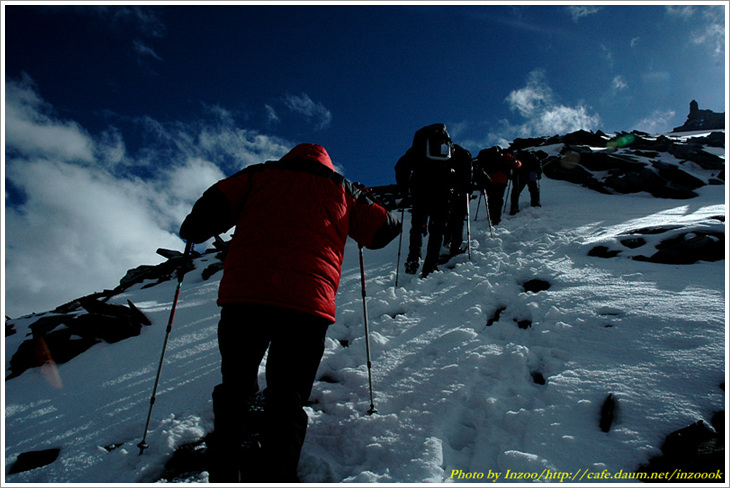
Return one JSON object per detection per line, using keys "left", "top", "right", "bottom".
{"left": 206, "top": 433, "right": 242, "bottom": 483}
{"left": 420, "top": 263, "right": 438, "bottom": 278}
{"left": 404, "top": 260, "right": 419, "bottom": 275}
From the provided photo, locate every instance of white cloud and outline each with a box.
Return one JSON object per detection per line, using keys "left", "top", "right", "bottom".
{"left": 133, "top": 40, "right": 163, "bottom": 61}
{"left": 3, "top": 77, "right": 295, "bottom": 318}
{"left": 505, "top": 69, "right": 600, "bottom": 138}
{"left": 634, "top": 109, "right": 677, "bottom": 135}
{"left": 196, "top": 125, "right": 292, "bottom": 168}
{"left": 5, "top": 75, "right": 95, "bottom": 163}
{"left": 601, "top": 44, "right": 614, "bottom": 68}
{"left": 566, "top": 6, "right": 602, "bottom": 22}
{"left": 4, "top": 158, "right": 183, "bottom": 317}
{"left": 691, "top": 16, "right": 725, "bottom": 55}
{"left": 78, "top": 5, "right": 166, "bottom": 38}
{"left": 505, "top": 70, "right": 553, "bottom": 118}
{"left": 284, "top": 93, "right": 333, "bottom": 130}
{"left": 265, "top": 104, "right": 280, "bottom": 125}
{"left": 666, "top": 5, "right": 725, "bottom": 56}
{"left": 612, "top": 75, "right": 628, "bottom": 91}
{"left": 665, "top": 6, "right": 695, "bottom": 20}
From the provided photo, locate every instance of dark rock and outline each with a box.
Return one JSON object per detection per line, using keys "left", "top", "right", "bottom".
{"left": 202, "top": 261, "right": 225, "bottom": 281}
{"left": 662, "top": 421, "right": 715, "bottom": 459}
{"left": 318, "top": 373, "right": 340, "bottom": 384}
{"left": 522, "top": 279, "right": 551, "bottom": 293}
{"left": 634, "top": 231, "right": 725, "bottom": 265}
{"left": 118, "top": 250, "right": 200, "bottom": 291}
{"left": 600, "top": 393, "right": 617, "bottom": 433}
{"left": 637, "top": 414, "right": 725, "bottom": 483}
{"left": 519, "top": 126, "right": 723, "bottom": 200}
{"left": 486, "top": 305, "right": 506, "bottom": 327}
{"left": 7, "top": 299, "right": 151, "bottom": 380}
{"left": 79, "top": 297, "right": 141, "bottom": 323}
{"left": 670, "top": 143, "right": 725, "bottom": 171}
{"left": 673, "top": 100, "right": 725, "bottom": 133}
{"left": 7, "top": 329, "right": 100, "bottom": 380}
{"left": 119, "top": 265, "right": 160, "bottom": 289}
{"left": 102, "top": 443, "right": 125, "bottom": 452}
{"left": 127, "top": 300, "right": 152, "bottom": 326}
{"left": 620, "top": 237, "right": 646, "bottom": 249}
{"left": 652, "top": 161, "right": 706, "bottom": 190}
{"left": 687, "top": 131, "right": 725, "bottom": 148}
{"left": 67, "top": 313, "right": 141, "bottom": 344}
{"left": 29, "top": 313, "right": 78, "bottom": 336}
{"left": 625, "top": 226, "right": 681, "bottom": 235}
{"left": 9, "top": 448, "right": 61, "bottom": 474}
{"left": 157, "top": 247, "right": 184, "bottom": 259}
{"left": 543, "top": 157, "right": 612, "bottom": 195}
{"left": 588, "top": 246, "right": 621, "bottom": 258}
{"left": 561, "top": 129, "right": 609, "bottom": 147}
{"left": 515, "top": 319, "right": 532, "bottom": 329}
{"left": 580, "top": 151, "right": 645, "bottom": 173}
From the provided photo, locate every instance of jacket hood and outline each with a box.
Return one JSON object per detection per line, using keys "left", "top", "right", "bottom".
{"left": 280, "top": 143, "right": 334, "bottom": 171}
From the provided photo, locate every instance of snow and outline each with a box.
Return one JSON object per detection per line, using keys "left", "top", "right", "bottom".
{"left": 3, "top": 148, "right": 727, "bottom": 485}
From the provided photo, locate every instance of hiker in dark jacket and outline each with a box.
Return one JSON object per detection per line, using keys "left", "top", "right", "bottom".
{"left": 509, "top": 149, "right": 542, "bottom": 215}
{"left": 442, "top": 144, "right": 473, "bottom": 257}
{"left": 474, "top": 147, "right": 521, "bottom": 226}
{"left": 180, "top": 143, "right": 400, "bottom": 483}
{"left": 395, "top": 123, "right": 456, "bottom": 277}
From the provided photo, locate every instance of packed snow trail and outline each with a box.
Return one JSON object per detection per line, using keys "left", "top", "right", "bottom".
{"left": 300, "top": 180, "right": 725, "bottom": 483}
{"left": 4, "top": 179, "right": 725, "bottom": 484}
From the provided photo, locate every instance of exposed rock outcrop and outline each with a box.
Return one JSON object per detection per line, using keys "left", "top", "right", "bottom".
{"left": 673, "top": 100, "right": 725, "bottom": 133}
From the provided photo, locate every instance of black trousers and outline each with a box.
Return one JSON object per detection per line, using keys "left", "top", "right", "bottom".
{"left": 211, "top": 303, "right": 330, "bottom": 482}
{"left": 510, "top": 172, "right": 540, "bottom": 213}
{"left": 407, "top": 195, "right": 450, "bottom": 273}
{"left": 443, "top": 193, "right": 468, "bottom": 254}
{"left": 486, "top": 183, "right": 507, "bottom": 225}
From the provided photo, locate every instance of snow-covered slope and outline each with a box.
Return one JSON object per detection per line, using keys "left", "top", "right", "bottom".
{"left": 3, "top": 135, "right": 727, "bottom": 484}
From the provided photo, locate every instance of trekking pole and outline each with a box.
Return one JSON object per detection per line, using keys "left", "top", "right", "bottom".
{"left": 394, "top": 206, "right": 405, "bottom": 288}
{"left": 483, "top": 189, "right": 494, "bottom": 238}
{"left": 503, "top": 178, "right": 512, "bottom": 214}
{"left": 358, "top": 245, "right": 377, "bottom": 415}
{"left": 474, "top": 192, "right": 482, "bottom": 221}
{"left": 465, "top": 193, "right": 472, "bottom": 260}
{"left": 138, "top": 240, "right": 194, "bottom": 455}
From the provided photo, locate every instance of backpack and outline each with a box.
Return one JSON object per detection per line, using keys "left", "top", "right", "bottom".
{"left": 476, "top": 146, "right": 502, "bottom": 167}
{"left": 412, "top": 123, "right": 453, "bottom": 161}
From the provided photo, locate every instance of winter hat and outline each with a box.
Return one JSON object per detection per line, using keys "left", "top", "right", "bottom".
{"left": 280, "top": 143, "right": 334, "bottom": 170}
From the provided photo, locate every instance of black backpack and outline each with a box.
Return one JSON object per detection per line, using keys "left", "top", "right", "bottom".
{"left": 476, "top": 146, "right": 502, "bottom": 166}
{"left": 412, "top": 123, "right": 453, "bottom": 161}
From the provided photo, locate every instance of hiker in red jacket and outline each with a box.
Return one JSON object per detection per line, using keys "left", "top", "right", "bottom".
{"left": 474, "top": 147, "right": 522, "bottom": 226}
{"left": 180, "top": 143, "right": 400, "bottom": 483}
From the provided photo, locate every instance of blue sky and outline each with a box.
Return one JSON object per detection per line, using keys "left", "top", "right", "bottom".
{"left": 2, "top": 2, "right": 727, "bottom": 317}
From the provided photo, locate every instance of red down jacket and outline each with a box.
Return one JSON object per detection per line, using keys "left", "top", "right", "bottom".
{"left": 180, "top": 144, "right": 401, "bottom": 322}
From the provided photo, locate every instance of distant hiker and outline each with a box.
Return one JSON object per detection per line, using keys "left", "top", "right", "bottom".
{"left": 395, "top": 123, "right": 456, "bottom": 277}
{"left": 180, "top": 143, "right": 400, "bottom": 483}
{"left": 509, "top": 149, "right": 542, "bottom": 215}
{"left": 474, "top": 146, "right": 521, "bottom": 226}
{"left": 442, "top": 144, "right": 473, "bottom": 257}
